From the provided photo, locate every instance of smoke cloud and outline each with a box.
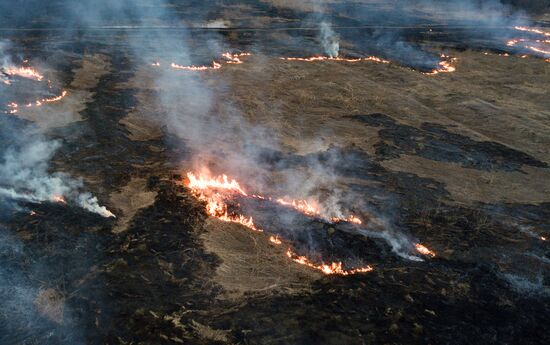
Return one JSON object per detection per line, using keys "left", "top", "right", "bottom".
{"left": 0, "top": 42, "right": 114, "bottom": 218}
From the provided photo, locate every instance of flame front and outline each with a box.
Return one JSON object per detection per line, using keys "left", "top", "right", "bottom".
{"left": 415, "top": 243, "right": 436, "bottom": 257}
{"left": 184, "top": 171, "right": 374, "bottom": 275}
{"left": 51, "top": 195, "right": 67, "bottom": 204}
{"left": 280, "top": 55, "right": 390, "bottom": 64}
{"left": 6, "top": 90, "right": 68, "bottom": 114}
{"left": 187, "top": 172, "right": 259, "bottom": 230}
{"left": 286, "top": 249, "right": 373, "bottom": 275}
{"left": 511, "top": 26, "right": 550, "bottom": 60}
{"left": 514, "top": 26, "right": 550, "bottom": 37}
{"left": 171, "top": 61, "right": 222, "bottom": 71}
{"left": 269, "top": 235, "right": 282, "bottom": 245}
{"left": 4, "top": 66, "right": 44, "bottom": 81}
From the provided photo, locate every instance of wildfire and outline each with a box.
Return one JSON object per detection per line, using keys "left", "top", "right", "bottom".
{"left": 153, "top": 52, "right": 252, "bottom": 72}
{"left": 514, "top": 26, "right": 550, "bottom": 37}
{"left": 269, "top": 235, "right": 282, "bottom": 245}
{"left": 415, "top": 243, "right": 436, "bottom": 257}
{"left": 425, "top": 55, "right": 457, "bottom": 75}
{"left": 187, "top": 172, "right": 247, "bottom": 196}
{"left": 286, "top": 249, "right": 373, "bottom": 275}
{"left": 275, "top": 198, "right": 321, "bottom": 217}
{"left": 184, "top": 171, "right": 374, "bottom": 275}
{"left": 222, "top": 52, "right": 252, "bottom": 64}
{"left": 526, "top": 46, "right": 550, "bottom": 56}
{"left": 280, "top": 55, "right": 390, "bottom": 64}
{"left": 3, "top": 66, "right": 44, "bottom": 81}
{"left": 171, "top": 61, "right": 222, "bottom": 71}
{"left": 509, "top": 26, "right": 550, "bottom": 60}
{"left": 51, "top": 195, "right": 67, "bottom": 204}
{"left": 331, "top": 215, "right": 362, "bottom": 225}
{"left": 186, "top": 172, "right": 259, "bottom": 230}
{"left": 6, "top": 90, "right": 67, "bottom": 113}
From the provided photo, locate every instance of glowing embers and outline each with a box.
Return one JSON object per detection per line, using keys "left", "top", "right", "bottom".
{"left": 415, "top": 243, "right": 436, "bottom": 257}
{"left": 6, "top": 90, "right": 68, "bottom": 114}
{"left": 280, "top": 55, "right": 390, "bottom": 64}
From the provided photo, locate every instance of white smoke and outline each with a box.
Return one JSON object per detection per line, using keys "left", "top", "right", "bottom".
{"left": 77, "top": 193, "right": 116, "bottom": 218}
{"left": 0, "top": 131, "right": 115, "bottom": 217}
{"left": 320, "top": 21, "right": 339, "bottom": 57}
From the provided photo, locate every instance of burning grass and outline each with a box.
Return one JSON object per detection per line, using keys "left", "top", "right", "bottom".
{"left": 185, "top": 171, "right": 375, "bottom": 275}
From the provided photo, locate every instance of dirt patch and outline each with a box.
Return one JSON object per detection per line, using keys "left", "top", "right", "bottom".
{"left": 201, "top": 219, "right": 320, "bottom": 300}
{"left": 109, "top": 177, "right": 158, "bottom": 233}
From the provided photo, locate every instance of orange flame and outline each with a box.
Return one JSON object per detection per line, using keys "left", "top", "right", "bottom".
{"left": 415, "top": 243, "right": 436, "bottom": 257}
{"left": 187, "top": 172, "right": 247, "bottom": 196}
{"left": 171, "top": 61, "right": 222, "bottom": 71}
{"left": 514, "top": 26, "right": 550, "bottom": 37}
{"left": 526, "top": 46, "right": 550, "bottom": 56}
{"left": 280, "top": 55, "right": 390, "bottom": 64}
{"left": 331, "top": 215, "right": 363, "bottom": 225}
{"left": 51, "top": 195, "right": 67, "bottom": 204}
{"left": 286, "top": 249, "right": 373, "bottom": 275}
{"left": 4, "top": 66, "right": 44, "bottom": 81}
{"left": 184, "top": 171, "right": 372, "bottom": 275}
{"left": 222, "top": 52, "right": 252, "bottom": 64}
{"left": 275, "top": 198, "right": 321, "bottom": 217}
{"left": 269, "top": 235, "right": 282, "bottom": 245}
{"left": 186, "top": 172, "right": 259, "bottom": 231}
{"left": 6, "top": 90, "right": 67, "bottom": 113}
{"left": 425, "top": 55, "right": 457, "bottom": 75}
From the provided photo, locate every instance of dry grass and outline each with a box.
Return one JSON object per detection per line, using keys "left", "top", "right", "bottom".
{"left": 203, "top": 51, "right": 550, "bottom": 205}
{"left": 201, "top": 219, "right": 320, "bottom": 300}
{"left": 109, "top": 177, "right": 158, "bottom": 233}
